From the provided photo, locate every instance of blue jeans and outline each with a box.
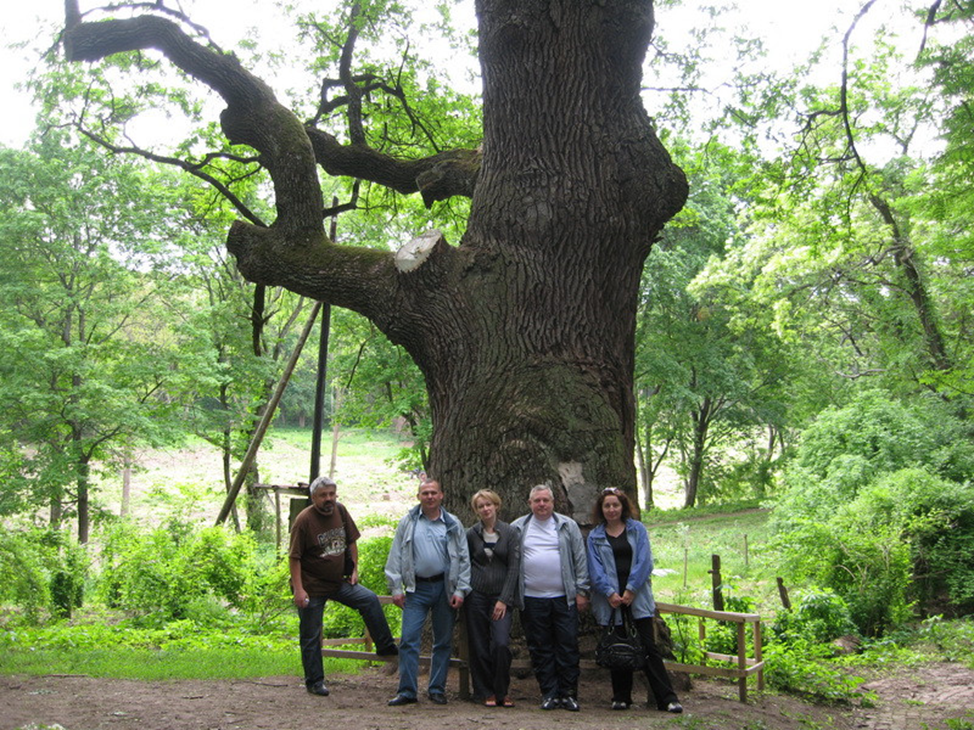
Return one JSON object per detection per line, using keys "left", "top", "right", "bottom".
{"left": 521, "top": 596, "right": 580, "bottom": 699}
{"left": 397, "top": 579, "right": 456, "bottom": 698}
{"left": 297, "top": 581, "right": 397, "bottom": 688}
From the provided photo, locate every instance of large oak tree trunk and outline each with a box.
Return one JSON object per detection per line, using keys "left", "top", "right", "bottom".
{"left": 63, "top": 0, "right": 686, "bottom": 524}
{"left": 399, "top": 1, "right": 685, "bottom": 521}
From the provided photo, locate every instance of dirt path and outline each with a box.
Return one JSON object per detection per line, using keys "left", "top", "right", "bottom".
{"left": 3, "top": 661, "right": 969, "bottom": 730}
{"left": 1, "top": 667, "right": 843, "bottom": 730}
{"left": 853, "top": 661, "right": 974, "bottom": 730}
{"left": 6, "top": 662, "right": 972, "bottom": 730}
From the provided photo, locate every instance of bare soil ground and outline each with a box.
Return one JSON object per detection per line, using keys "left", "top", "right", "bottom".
{"left": 3, "top": 660, "right": 973, "bottom": 730}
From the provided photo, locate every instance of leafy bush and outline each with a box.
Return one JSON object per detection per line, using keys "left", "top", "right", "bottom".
{"left": 770, "top": 391, "right": 974, "bottom": 634}
{"left": 237, "top": 550, "right": 292, "bottom": 631}
{"left": 321, "top": 535, "right": 400, "bottom": 639}
{"left": 762, "top": 640, "right": 872, "bottom": 704}
{"left": 771, "top": 589, "right": 857, "bottom": 645}
{"left": 44, "top": 530, "right": 88, "bottom": 619}
{"left": 785, "top": 391, "right": 974, "bottom": 485}
{"left": 95, "top": 520, "right": 263, "bottom": 626}
{"left": 0, "top": 528, "right": 88, "bottom": 624}
{"left": 0, "top": 530, "right": 51, "bottom": 624}
{"left": 902, "top": 615, "right": 974, "bottom": 668}
{"left": 703, "top": 592, "right": 756, "bottom": 655}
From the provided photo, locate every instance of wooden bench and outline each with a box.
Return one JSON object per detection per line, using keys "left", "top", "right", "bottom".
{"left": 319, "top": 596, "right": 763, "bottom": 703}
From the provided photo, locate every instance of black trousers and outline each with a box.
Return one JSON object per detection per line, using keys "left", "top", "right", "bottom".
{"left": 521, "top": 596, "right": 580, "bottom": 699}
{"left": 609, "top": 615, "right": 679, "bottom": 709}
{"left": 464, "top": 589, "right": 513, "bottom": 700}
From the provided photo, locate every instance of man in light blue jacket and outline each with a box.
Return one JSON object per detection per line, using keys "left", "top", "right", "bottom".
{"left": 510, "top": 484, "right": 590, "bottom": 711}
{"left": 385, "top": 479, "right": 471, "bottom": 706}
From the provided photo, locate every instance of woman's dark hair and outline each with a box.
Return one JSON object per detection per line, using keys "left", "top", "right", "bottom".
{"left": 591, "top": 487, "right": 634, "bottom": 524}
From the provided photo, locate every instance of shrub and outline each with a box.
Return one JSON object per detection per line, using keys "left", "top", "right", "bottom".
{"left": 48, "top": 534, "right": 87, "bottom": 619}
{"left": 237, "top": 550, "right": 292, "bottom": 631}
{"left": 763, "top": 640, "right": 871, "bottom": 704}
{"left": 771, "top": 589, "right": 857, "bottom": 646}
{"left": 770, "top": 391, "right": 974, "bottom": 634}
{"left": 909, "top": 615, "right": 974, "bottom": 667}
{"left": 0, "top": 528, "right": 88, "bottom": 625}
{"left": 321, "top": 535, "right": 400, "bottom": 639}
{"left": 0, "top": 530, "right": 51, "bottom": 624}
{"left": 95, "top": 520, "right": 262, "bottom": 626}
{"left": 703, "top": 592, "right": 756, "bottom": 656}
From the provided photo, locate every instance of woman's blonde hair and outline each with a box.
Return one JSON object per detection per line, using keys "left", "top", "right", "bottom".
{"left": 470, "top": 488, "right": 502, "bottom": 510}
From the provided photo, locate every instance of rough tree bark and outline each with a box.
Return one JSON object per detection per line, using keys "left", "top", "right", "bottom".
{"left": 63, "top": 0, "right": 687, "bottom": 524}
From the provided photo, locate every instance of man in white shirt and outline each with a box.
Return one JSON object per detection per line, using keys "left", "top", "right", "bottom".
{"left": 510, "top": 484, "right": 590, "bottom": 711}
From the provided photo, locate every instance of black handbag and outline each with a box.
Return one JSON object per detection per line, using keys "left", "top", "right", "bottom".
{"left": 595, "top": 607, "right": 646, "bottom": 670}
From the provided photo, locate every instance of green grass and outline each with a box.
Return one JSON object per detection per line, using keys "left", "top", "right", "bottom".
{"left": 644, "top": 498, "right": 766, "bottom": 524}
{"left": 647, "top": 507, "right": 778, "bottom": 613}
{"left": 0, "top": 647, "right": 297, "bottom": 679}
{"left": 0, "top": 645, "right": 376, "bottom": 680}
{"left": 271, "top": 425, "right": 407, "bottom": 458}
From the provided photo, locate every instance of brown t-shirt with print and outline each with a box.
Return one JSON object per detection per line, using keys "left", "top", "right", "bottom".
{"left": 289, "top": 503, "right": 361, "bottom": 596}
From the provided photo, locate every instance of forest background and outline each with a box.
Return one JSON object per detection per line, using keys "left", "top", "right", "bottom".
{"left": 1, "top": 0, "right": 973, "bottom": 724}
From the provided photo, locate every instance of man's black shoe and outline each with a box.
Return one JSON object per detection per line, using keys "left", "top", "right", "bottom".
{"left": 307, "top": 681, "right": 329, "bottom": 696}
{"left": 388, "top": 693, "right": 417, "bottom": 706}
{"left": 428, "top": 692, "right": 448, "bottom": 705}
{"left": 561, "top": 696, "right": 580, "bottom": 712}
{"left": 376, "top": 644, "right": 399, "bottom": 657}
{"left": 540, "top": 696, "right": 561, "bottom": 710}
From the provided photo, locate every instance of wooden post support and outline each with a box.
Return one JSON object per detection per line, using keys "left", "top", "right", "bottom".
{"left": 777, "top": 577, "right": 792, "bottom": 610}
{"left": 710, "top": 554, "right": 724, "bottom": 611}
{"left": 736, "top": 621, "right": 747, "bottom": 702}
{"left": 457, "top": 607, "right": 471, "bottom": 700}
{"left": 752, "top": 620, "right": 764, "bottom": 691}
{"left": 275, "top": 490, "right": 281, "bottom": 555}
{"left": 215, "top": 301, "right": 322, "bottom": 526}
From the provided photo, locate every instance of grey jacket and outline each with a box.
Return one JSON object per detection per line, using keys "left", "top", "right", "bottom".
{"left": 510, "top": 512, "right": 590, "bottom": 608}
{"left": 385, "top": 503, "right": 471, "bottom": 600}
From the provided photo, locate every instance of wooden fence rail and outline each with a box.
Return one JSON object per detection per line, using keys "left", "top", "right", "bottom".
{"left": 655, "top": 601, "right": 764, "bottom": 703}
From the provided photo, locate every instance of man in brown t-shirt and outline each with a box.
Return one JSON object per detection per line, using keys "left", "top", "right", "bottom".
{"left": 290, "top": 476, "right": 398, "bottom": 696}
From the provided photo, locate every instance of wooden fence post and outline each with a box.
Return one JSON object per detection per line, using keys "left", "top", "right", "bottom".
{"left": 776, "top": 577, "right": 792, "bottom": 610}
{"left": 710, "top": 554, "right": 724, "bottom": 611}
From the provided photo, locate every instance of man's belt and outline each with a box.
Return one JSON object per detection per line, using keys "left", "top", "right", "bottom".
{"left": 415, "top": 573, "right": 445, "bottom": 582}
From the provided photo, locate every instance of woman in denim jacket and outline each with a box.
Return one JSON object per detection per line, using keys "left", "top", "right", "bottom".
{"left": 586, "top": 487, "right": 682, "bottom": 714}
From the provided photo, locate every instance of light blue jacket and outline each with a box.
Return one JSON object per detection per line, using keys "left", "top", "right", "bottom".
{"left": 586, "top": 518, "right": 656, "bottom": 625}
{"left": 509, "top": 512, "right": 590, "bottom": 608}
{"left": 385, "top": 504, "right": 471, "bottom": 600}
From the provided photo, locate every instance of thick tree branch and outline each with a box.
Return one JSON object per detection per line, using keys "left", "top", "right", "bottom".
{"left": 61, "top": 7, "right": 434, "bottom": 329}
{"left": 63, "top": 12, "right": 322, "bottom": 241}
{"left": 75, "top": 125, "right": 268, "bottom": 227}
{"left": 305, "top": 129, "right": 480, "bottom": 205}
